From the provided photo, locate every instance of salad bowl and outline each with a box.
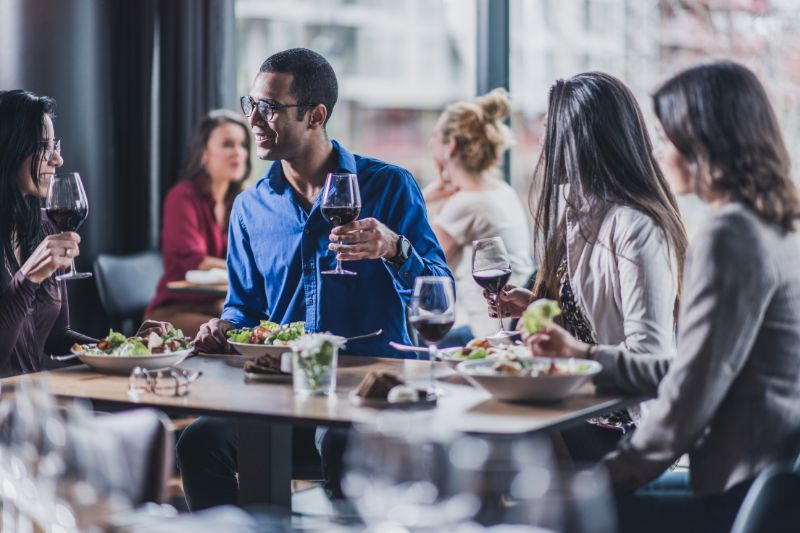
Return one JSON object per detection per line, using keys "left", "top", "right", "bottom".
{"left": 68, "top": 327, "right": 193, "bottom": 374}
{"left": 457, "top": 356, "right": 602, "bottom": 403}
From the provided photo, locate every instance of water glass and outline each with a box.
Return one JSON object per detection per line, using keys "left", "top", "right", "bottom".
{"left": 291, "top": 334, "right": 343, "bottom": 396}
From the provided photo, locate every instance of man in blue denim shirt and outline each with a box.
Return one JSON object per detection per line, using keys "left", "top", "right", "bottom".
{"left": 179, "top": 48, "right": 451, "bottom": 510}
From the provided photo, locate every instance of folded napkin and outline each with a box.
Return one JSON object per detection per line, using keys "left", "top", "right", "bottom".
{"left": 185, "top": 268, "right": 228, "bottom": 285}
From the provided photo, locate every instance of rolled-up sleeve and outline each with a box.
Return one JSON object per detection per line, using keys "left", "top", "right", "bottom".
{"left": 379, "top": 169, "right": 453, "bottom": 300}
{"left": 221, "top": 198, "right": 267, "bottom": 327}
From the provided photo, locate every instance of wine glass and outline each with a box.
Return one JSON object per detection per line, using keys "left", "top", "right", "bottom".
{"left": 321, "top": 172, "right": 361, "bottom": 276}
{"left": 343, "top": 414, "right": 483, "bottom": 530}
{"left": 45, "top": 172, "right": 92, "bottom": 281}
{"left": 472, "top": 237, "right": 512, "bottom": 340}
{"left": 408, "top": 276, "right": 455, "bottom": 398}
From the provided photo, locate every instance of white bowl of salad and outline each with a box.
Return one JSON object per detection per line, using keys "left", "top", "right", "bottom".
{"left": 227, "top": 321, "right": 307, "bottom": 358}
{"left": 70, "top": 327, "right": 193, "bottom": 374}
{"left": 457, "top": 354, "right": 602, "bottom": 403}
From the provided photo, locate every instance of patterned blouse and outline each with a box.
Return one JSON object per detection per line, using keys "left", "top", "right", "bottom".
{"left": 557, "top": 259, "right": 635, "bottom": 434}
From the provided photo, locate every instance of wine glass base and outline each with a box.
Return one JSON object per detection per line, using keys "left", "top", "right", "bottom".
{"left": 321, "top": 269, "right": 357, "bottom": 276}
{"left": 56, "top": 271, "right": 93, "bottom": 281}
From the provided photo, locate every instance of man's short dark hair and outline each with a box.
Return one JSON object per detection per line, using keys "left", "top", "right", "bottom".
{"left": 260, "top": 48, "right": 338, "bottom": 126}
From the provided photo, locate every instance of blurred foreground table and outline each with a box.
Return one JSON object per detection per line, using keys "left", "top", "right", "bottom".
{"left": 0, "top": 356, "right": 639, "bottom": 511}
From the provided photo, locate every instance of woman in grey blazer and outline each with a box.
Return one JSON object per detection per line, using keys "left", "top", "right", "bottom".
{"left": 528, "top": 61, "right": 800, "bottom": 533}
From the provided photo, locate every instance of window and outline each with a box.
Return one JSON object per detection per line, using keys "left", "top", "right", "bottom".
{"left": 510, "top": 0, "right": 800, "bottom": 237}
{"left": 236, "top": 0, "right": 476, "bottom": 187}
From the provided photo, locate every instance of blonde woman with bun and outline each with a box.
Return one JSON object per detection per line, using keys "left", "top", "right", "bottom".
{"left": 425, "top": 88, "right": 534, "bottom": 344}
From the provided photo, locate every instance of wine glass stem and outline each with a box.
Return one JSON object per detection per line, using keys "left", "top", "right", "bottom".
{"left": 429, "top": 343, "right": 438, "bottom": 392}
{"left": 67, "top": 259, "right": 77, "bottom": 277}
{"left": 495, "top": 294, "right": 505, "bottom": 332}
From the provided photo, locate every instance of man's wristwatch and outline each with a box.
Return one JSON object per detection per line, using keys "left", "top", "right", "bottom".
{"left": 385, "top": 235, "right": 412, "bottom": 267}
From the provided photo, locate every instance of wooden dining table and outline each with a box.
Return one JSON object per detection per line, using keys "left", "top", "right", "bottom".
{"left": 0, "top": 355, "right": 639, "bottom": 511}
{"left": 166, "top": 280, "right": 228, "bottom": 296}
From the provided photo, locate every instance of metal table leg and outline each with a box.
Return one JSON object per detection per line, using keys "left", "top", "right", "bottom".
{"left": 238, "top": 421, "right": 293, "bottom": 509}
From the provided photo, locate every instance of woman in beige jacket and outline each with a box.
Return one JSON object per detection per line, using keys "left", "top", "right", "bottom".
{"left": 489, "top": 72, "right": 688, "bottom": 459}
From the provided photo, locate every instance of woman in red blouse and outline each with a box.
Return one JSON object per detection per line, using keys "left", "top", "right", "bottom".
{"left": 146, "top": 110, "right": 252, "bottom": 336}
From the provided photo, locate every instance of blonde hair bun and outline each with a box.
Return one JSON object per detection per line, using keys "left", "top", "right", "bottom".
{"left": 476, "top": 87, "right": 511, "bottom": 122}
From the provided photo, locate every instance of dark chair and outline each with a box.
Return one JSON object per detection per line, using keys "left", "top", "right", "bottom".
{"left": 729, "top": 464, "right": 800, "bottom": 533}
{"left": 94, "top": 251, "right": 163, "bottom": 336}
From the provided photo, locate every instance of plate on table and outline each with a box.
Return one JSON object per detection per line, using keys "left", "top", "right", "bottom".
{"left": 70, "top": 347, "right": 192, "bottom": 374}
{"left": 347, "top": 389, "right": 437, "bottom": 410}
{"left": 228, "top": 341, "right": 292, "bottom": 359}
{"left": 457, "top": 356, "right": 601, "bottom": 403}
{"left": 439, "top": 342, "right": 528, "bottom": 367}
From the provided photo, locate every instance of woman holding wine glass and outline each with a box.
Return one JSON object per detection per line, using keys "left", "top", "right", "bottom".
{"left": 485, "top": 73, "right": 689, "bottom": 460}
{"left": 424, "top": 88, "right": 533, "bottom": 344}
{"left": 0, "top": 90, "right": 166, "bottom": 377}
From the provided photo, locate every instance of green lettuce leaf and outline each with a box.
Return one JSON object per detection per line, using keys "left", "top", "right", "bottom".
{"left": 521, "top": 299, "right": 562, "bottom": 334}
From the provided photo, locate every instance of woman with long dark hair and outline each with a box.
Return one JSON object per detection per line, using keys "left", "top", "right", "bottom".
{"left": 488, "top": 72, "right": 688, "bottom": 458}
{"left": 529, "top": 61, "right": 800, "bottom": 532}
{"left": 0, "top": 90, "right": 161, "bottom": 377}
{"left": 145, "top": 110, "right": 252, "bottom": 336}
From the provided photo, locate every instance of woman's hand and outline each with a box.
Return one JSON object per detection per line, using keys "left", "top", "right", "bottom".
{"left": 136, "top": 320, "right": 173, "bottom": 337}
{"left": 423, "top": 172, "right": 460, "bottom": 204}
{"left": 485, "top": 284, "right": 534, "bottom": 318}
{"left": 525, "top": 323, "right": 591, "bottom": 359}
{"left": 20, "top": 232, "right": 81, "bottom": 284}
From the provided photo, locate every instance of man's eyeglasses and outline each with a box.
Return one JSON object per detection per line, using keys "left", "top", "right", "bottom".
{"left": 240, "top": 95, "right": 314, "bottom": 122}
{"left": 39, "top": 139, "right": 61, "bottom": 163}
{"left": 128, "top": 366, "right": 202, "bottom": 397}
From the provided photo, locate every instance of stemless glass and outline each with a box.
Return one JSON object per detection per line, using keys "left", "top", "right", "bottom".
{"left": 45, "top": 172, "right": 92, "bottom": 281}
{"left": 408, "top": 276, "right": 455, "bottom": 398}
{"left": 321, "top": 172, "right": 361, "bottom": 276}
{"left": 472, "top": 237, "right": 512, "bottom": 340}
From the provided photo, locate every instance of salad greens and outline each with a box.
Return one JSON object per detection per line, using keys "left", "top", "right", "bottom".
{"left": 227, "top": 321, "right": 307, "bottom": 345}
{"left": 73, "top": 325, "right": 192, "bottom": 357}
{"left": 521, "top": 299, "right": 562, "bottom": 334}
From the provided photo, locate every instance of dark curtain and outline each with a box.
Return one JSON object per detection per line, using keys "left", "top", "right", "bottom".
{"left": 0, "top": 0, "right": 237, "bottom": 338}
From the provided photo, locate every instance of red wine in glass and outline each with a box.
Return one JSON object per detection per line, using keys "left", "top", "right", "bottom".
{"left": 410, "top": 315, "right": 454, "bottom": 344}
{"left": 321, "top": 172, "right": 361, "bottom": 276}
{"left": 46, "top": 172, "right": 92, "bottom": 281}
{"left": 472, "top": 237, "right": 513, "bottom": 339}
{"left": 321, "top": 206, "right": 360, "bottom": 227}
{"left": 408, "top": 276, "right": 455, "bottom": 398}
{"left": 47, "top": 206, "right": 88, "bottom": 232}
{"left": 473, "top": 268, "right": 512, "bottom": 294}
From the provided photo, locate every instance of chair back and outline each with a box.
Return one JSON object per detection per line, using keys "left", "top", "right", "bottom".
{"left": 730, "top": 464, "right": 800, "bottom": 533}
{"left": 72, "top": 408, "right": 174, "bottom": 505}
{"left": 94, "top": 251, "right": 162, "bottom": 335}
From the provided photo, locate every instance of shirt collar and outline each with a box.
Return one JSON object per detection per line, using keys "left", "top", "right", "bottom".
{"left": 264, "top": 139, "right": 356, "bottom": 193}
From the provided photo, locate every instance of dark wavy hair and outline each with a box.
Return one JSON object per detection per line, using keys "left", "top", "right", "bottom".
{"left": 654, "top": 60, "right": 800, "bottom": 232}
{"left": 0, "top": 90, "right": 55, "bottom": 271}
{"left": 531, "top": 72, "right": 688, "bottom": 316}
{"left": 178, "top": 109, "right": 252, "bottom": 231}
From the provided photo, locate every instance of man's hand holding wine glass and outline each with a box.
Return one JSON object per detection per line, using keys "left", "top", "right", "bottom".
{"left": 328, "top": 217, "right": 399, "bottom": 261}
{"left": 20, "top": 232, "right": 81, "bottom": 284}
